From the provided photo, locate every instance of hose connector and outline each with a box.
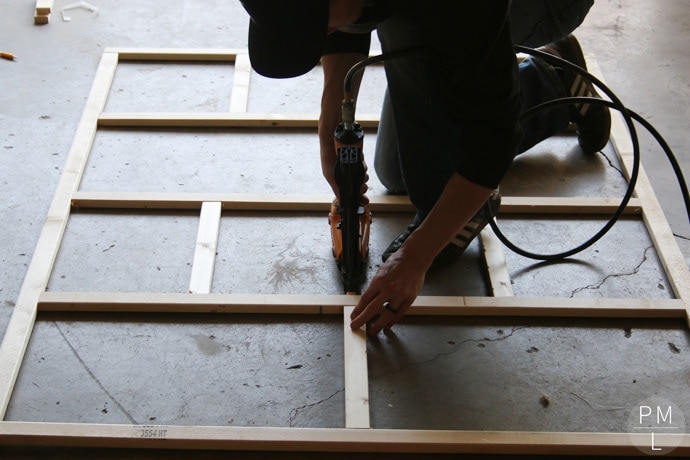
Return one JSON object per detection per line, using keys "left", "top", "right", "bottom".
{"left": 341, "top": 96, "right": 356, "bottom": 131}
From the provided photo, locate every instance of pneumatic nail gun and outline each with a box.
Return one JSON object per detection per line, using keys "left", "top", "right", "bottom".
{"left": 329, "top": 96, "right": 371, "bottom": 294}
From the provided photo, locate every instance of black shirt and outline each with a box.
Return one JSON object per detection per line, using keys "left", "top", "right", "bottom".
{"left": 323, "top": 2, "right": 521, "bottom": 189}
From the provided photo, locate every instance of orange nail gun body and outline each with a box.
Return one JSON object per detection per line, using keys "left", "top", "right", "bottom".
{"left": 329, "top": 119, "right": 371, "bottom": 294}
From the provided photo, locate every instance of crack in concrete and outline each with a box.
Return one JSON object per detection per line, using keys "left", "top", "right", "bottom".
{"left": 288, "top": 388, "right": 343, "bottom": 427}
{"left": 598, "top": 152, "right": 690, "bottom": 244}
{"left": 674, "top": 232, "right": 690, "bottom": 242}
{"left": 287, "top": 329, "right": 527, "bottom": 425}
{"left": 570, "top": 391, "right": 625, "bottom": 411}
{"left": 570, "top": 245, "right": 654, "bottom": 297}
{"left": 599, "top": 151, "right": 626, "bottom": 179}
{"left": 372, "top": 326, "right": 527, "bottom": 379}
{"left": 54, "top": 322, "right": 137, "bottom": 424}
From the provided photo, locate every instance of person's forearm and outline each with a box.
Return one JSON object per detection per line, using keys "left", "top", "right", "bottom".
{"left": 319, "top": 53, "right": 367, "bottom": 196}
{"left": 400, "top": 173, "right": 494, "bottom": 269}
{"left": 350, "top": 172, "right": 494, "bottom": 336}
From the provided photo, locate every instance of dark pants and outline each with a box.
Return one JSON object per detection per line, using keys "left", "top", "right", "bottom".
{"left": 373, "top": 0, "right": 594, "bottom": 217}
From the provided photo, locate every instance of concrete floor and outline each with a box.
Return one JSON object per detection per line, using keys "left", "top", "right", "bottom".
{"left": 1, "top": 1, "right": 689, "bottom": 458}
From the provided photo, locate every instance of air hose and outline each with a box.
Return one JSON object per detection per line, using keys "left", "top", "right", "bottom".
{"left": 342, "top": 45, "right": 690, "bottom": 261}
{"left": 493, "top": 44, "right": 690, "bottom": 260}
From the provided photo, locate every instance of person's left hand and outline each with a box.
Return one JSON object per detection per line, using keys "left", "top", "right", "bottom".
{"left": 349, "top": 248, "right": 426, "bottom": 336}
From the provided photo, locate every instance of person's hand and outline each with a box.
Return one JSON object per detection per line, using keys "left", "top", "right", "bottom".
{"left": 349, "top": 247, "right": 427, "bottom": 336}
{"left": 349, "top": 173, "right": 495, "bottom": 336}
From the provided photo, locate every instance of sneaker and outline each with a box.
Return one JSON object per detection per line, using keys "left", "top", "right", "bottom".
{"left": 382, "top": 189, "right": 501, "bottom": 270}
{"left": 541, "top": 34, "right": 611, "bottom": 154}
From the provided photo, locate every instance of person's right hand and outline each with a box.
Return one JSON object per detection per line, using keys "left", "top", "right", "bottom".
{"left": 350, "top": 243, "right": 428, "bottom": 336}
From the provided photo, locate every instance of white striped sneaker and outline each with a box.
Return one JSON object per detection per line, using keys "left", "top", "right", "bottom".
{"left": 382, "top": 189, "right": 501, "bottom": 270}
{"left": 431, "top": 188, "right": 501, "bottom": 269}
{"left": 541, "top": 34, "right": 611, "bottom": 154}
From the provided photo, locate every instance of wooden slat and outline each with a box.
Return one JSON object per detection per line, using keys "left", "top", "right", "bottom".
{"left": 0, "top": 52, "right": 119, "bottom": 418}
{"left": 0, "top": 421, "right": 687, "bottom": 455}
{"left": 343, "top": 306, "right": 370, "bottom": 429}
{"left": 500, "top": 196, "right": 642, "bottom": 215}
{"left": 34, "top": 13, "right": 50, "bottom": 24}
{"left": 38, "top": 292, "right": 345, "bottom": 314}
{"left": 69, "top": 191, "right": 642, "bottom": 215}
{"left": 588, "top": 59, "right": 690, "bottom": 325}
{"left": 70, "top": 192, "right": 414, "bottom": 212}
{"left": 36, "top": 292, "right": 686, "bottom": 318}
{"left": 480, "top": 226, "right": 514, "bottom": 297}
{"left": 103, "top": 47, "right": 387, "bottom": 64}
{"left": 229, "top": 53, "right": 251, "bottom": 113}
{"left": 35, "top": 0, "right": 52, "bottom": 15}
{"left": 188, "top": 202, "right": 222, "bottom": 294}
{"left": 105, "top": 48, "right": 246, "bottom": 61}
{"left": 97, "top": 112, "right": 380, "bottom": 128}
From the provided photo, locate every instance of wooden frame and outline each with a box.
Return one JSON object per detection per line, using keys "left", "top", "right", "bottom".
{"left": 0, "top": 48, "right": 688, "bottom": 455}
